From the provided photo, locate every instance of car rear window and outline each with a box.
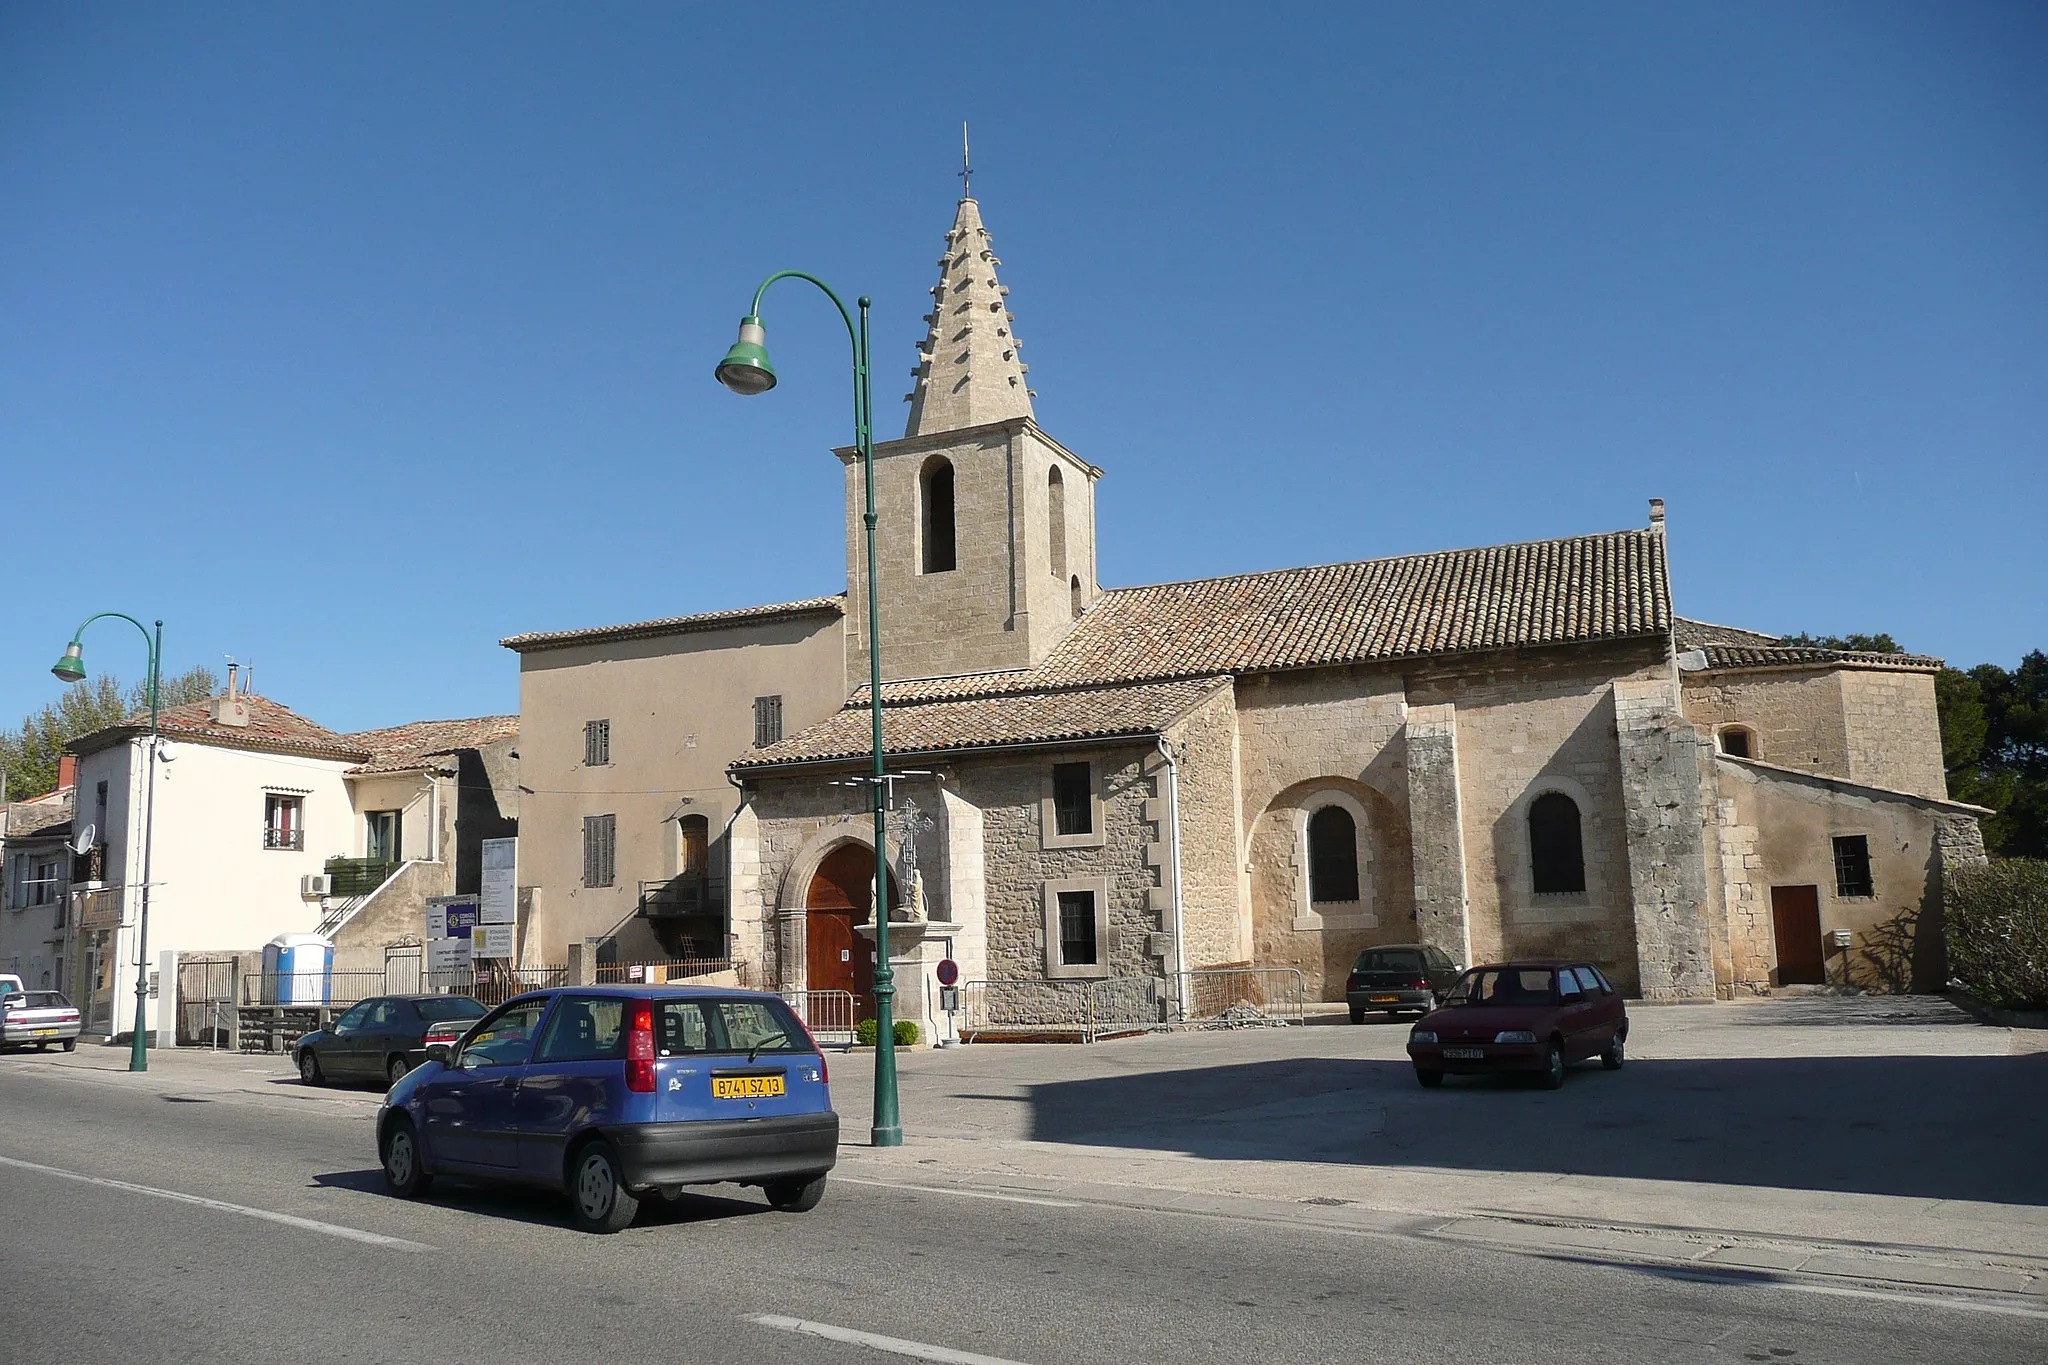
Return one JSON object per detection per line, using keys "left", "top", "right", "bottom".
{"left": 1354, "top": 949, "right": 1426, "bottom": 973}
{"left": 417, "top": 997, "right": 487, "bottom": 1021}
{"left": 1445, "top": 968, "right": 1558, "bottom": 1006}
{"left": 656, "top": 998, "right": 812, "bottom": 1057}
{"left": 18, "top": 992, "right": 70, "bottom": 1008}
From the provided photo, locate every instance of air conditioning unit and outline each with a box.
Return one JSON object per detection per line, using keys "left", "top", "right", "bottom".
{"left": 300, "top": 874, "right": 332, "bottom": 900}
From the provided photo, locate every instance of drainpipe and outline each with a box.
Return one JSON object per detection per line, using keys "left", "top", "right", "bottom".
{"left": 425, "top": 775, "right": 440, "bottom": 863}
{"left": 1153, "top": 736, "right": 1189, "bottom": 996}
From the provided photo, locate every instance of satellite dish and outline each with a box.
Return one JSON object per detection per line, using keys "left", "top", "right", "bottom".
{"left": 71, "top": 823, "right": 96, "bottom": 856}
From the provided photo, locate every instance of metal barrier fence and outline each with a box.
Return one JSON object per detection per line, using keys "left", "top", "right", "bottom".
{"left": 960, "top": 968, "right": 1308, "bottom": 1043}
{"left": 596, "top": 957, "right": 734, "bottom": 985}
{"left": 1167, "top": 967, "right": 1308, "bottom": 1030}
{"left": 239, "top": 964, "right": 569, "bottom": 1010}
{"left": 781, "top": 989, "right": 857, "bottom": 1050}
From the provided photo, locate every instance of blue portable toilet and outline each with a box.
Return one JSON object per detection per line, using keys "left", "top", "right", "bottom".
{"left": 263, "top": 934, "right": 334, "bottom": 1005}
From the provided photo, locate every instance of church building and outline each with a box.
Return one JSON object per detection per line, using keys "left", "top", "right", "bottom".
{"left": 507, "top": 190, "right": 1987, "bottom": 1037}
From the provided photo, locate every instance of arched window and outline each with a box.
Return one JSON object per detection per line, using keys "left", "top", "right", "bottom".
{"left": 921, "top": 457, "right": 956, "bottom": 574}
{"left": 1070, "top": 574, "right": 1083, "bottom": 619}
{"left": 1307, "top": 805, "right": 1360, "bottom": 903}
{"left": 1528, "top": 792, "right": 1586, "bottom": 895}
{"left": 1718, "top": 726, "right": 1754, "bottom": 759}
{"left": 1047, "top": 466, "right": 1067, "bottom": 579}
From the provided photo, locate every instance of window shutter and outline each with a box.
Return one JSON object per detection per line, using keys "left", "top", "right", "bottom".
{"left": 585, "top": 719, "right": 610, "bottom": 767}
{"left": 754, "top": 695, "right": 783, "bottom": 748}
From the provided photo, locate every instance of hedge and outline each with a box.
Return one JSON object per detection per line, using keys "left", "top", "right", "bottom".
{"left": 1947, "top": 858, "right": 2048, "bottom": 1012}
{"left": 853, "top": 1018, "right": 921, "bottom": 1047}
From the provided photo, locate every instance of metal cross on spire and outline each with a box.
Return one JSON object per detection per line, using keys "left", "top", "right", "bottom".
{"left": 959, "top": 121, "right": 973, "bottom": 199}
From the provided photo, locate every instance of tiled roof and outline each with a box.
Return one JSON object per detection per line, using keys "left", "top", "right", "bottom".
{"left": 68, "top": 694, "right": 370, "bottom": 762}
{"left": 344, "top": 716, "right": 518, "bottom": 775}
{"left": 1031, "top": 529, "right": 1670, "bottom": 689}
{"left": 1693, "top": 643, "right": 1941, "bottom": 673}
{"left": 1674, "top": 616, "right": 1782, "bottom": 650}
{"left": 2, "top": 788, "right": 74, "bottom": 840}
{"left": 501, "top": 595, "right": 844, "bottom": 653}
{"left": 734, "top": 677, "right": 1229, "bottom": 769}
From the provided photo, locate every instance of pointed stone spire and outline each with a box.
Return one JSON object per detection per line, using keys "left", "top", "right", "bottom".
{"left": 903, "top": 196, "right": 1035, "bottom": 437}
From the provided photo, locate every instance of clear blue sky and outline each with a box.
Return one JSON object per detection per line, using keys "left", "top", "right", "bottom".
{"left": 3, "top": 3, "right": 2042, "bottom": 734}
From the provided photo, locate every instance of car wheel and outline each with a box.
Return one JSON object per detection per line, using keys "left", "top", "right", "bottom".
{"left": 381, "top": 1118, "right": 432, "bottom": 1199}
{"left": 765, "top": 1175, "right": 828, "bottom": 1213}
{"left": 1601, "top": 1031, "right": 1626, "bottom": 1071}
{"left": 387, "top": 1054, "right": 411, "bottom": 1085}
{"left": 569, "top": 1140, "right": 640, "bottom": 1234}
{"left": 1348, "top": 1007, "right": 1365, "bottom": 1025}
{"left": 299, "top": 1050, "right": 324, "bottom": 1086}
{"left": 1538, "top": 1043, "right": 1565, "bottom": 1090}
{"left": 61, "top": 1038, "right": 76, "bottom": 1053}
{"left": 1415, "top": 1068, "right": 1444, "bottom": 1089}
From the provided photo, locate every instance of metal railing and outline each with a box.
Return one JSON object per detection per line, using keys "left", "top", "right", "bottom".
{"left": 262, "top": 828, "right": 305, "bottom": 851}
{"left": 239, "top": 963, "right": 570, "bottom": 1010}
{"left": 1166, "top": 967, "right": 1307, "bottom": 1029}
{"left": 782, "top": 989, "right": 856, "bottom": 1050}
{"left": 324, "top": 857, "right": 397, "bottom": 896}
{"left": 596, "top": 957, "right": 734, "bottom": 985}
{"left": 637, "top": 875, "right": 715, "bottom": 919}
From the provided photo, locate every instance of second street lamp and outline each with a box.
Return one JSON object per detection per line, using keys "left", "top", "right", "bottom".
{"left": 50, "top": 612, "right": 163, "bottom": 1074}
{"left": 716, "top": 271, "right": 903, "bottom": 1148}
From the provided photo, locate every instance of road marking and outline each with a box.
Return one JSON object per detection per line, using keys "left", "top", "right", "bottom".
{"left": 0, "top": 1154, "right": 435, "bottom": 1252}
{"left": 835, "top": 1175, "right": 1082, "bottom": 1208}
{"left": 1771, "top": 1279, "right": 2048, "bottom": 1321}
{"left": 748, "top": 1314, "right": 1034, "bottom": 1365}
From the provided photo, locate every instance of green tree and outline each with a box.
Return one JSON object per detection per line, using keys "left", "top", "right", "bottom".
{"left": 1937, "top": 652, "right": 2048, "bottom": 858}
{"left": 1779, "top": 631, "right": 1906, "bottom": 654}
{"left": 0, "top": 666, "right": 218, "bottom": 801}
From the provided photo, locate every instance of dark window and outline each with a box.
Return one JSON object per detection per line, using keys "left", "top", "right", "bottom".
{"left": 582, "top": 814, "right": 617, "bottom": 888}
{"left": 1353, "top": 949, "right": 1424, "bottom": 974}
{"left": 1528, "top": 792, "right": 1586, "bottom": 894}
{"left": 365, "top": 809, "right": 402, "bottom": 863}
{"left": 754, "top": 695, "right": 784, "bottom": 748}
{"left": 416, "top": 996, "right": 486, "bottom": 1022}
{"left": 456, "top": 999, "right": 549, "bottom": 1069}
{"left": 1719, "top": 728, "right": 1752, "bottom": 758}
{"left": 584, "top": 719, "right": 610, "bottom": 767}
{"left": 535, "top": 996, "right": 626, "bottom": 1063}
{"left": 1047, "top": 465, "right": 1067, "bottom": 579}
{"left": 922, "top": 458, "right": 957, "bottom": 573}
{"left": 1052, "top": 762, "right": 1093, "bottom": 836}
{"left": 1057, "top": 890, "right": 1098, "bottom": 966}
{"left": 1833, "top": 835, "right": 1874, "bottom": 897}
{"left": 656, "top": 997, "right": 810, "bottom": 1056}
{"left": 1308, "top": 805, "right": 1360, "bottom": 903}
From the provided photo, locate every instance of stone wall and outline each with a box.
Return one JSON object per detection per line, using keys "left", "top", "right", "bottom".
{"left": 1410, "top": 643, "right": 1665, "bottom": 994}
{"left": 1613, "top": 678, "right": 1716, "bottom": 1001}
{"left": 1162, "top": 685, "right": 1245, "bottom": 972}
{"left": 1840, "top": 668, "right": 1947, "bottom": 799}
{"left": 1681, "top": 667, "right": 1851, "bottom": 777}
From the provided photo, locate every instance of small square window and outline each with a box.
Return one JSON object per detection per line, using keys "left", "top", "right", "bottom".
{"left": 1051, "top": 762, "right": 1093, "bottom": 836}
{"left": 1832, "top": 835, "right": 1874, "bottom": 898}
{"left": 754, "top": 696, "right": 784, "bottom": 748}
{"left": 584, "top": 719, "right": 611, "bottom": 767}
{"left": 263, "top": 795, "right": 304, "bottom": 851}
{"left": 1057, "top": 890, "right": 1098, "bottom": 966}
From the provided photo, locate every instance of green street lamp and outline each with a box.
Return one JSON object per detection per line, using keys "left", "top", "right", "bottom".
{"left": 717, "top": 272, "right": 903, "bottom": 1148}
{"left": 51, "top": 613, "right": 163, "bottom": 1074}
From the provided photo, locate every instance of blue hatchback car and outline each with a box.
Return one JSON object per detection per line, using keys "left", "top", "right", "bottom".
{"left": 376, "top": 985, "right": 839, "bottom": 1232}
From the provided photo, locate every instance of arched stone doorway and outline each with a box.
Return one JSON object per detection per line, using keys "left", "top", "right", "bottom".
{"left": 805, "top": 843, "right": 897, "bottom": 1020}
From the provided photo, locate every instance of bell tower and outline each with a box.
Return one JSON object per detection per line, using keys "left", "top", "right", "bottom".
{"left": 843, "top": 191, "right": 1101, "bottom": 689}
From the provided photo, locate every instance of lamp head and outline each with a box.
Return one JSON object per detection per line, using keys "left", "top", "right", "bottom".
{"left": 715, "top": 316, "right": 777, "bottom": 396}
{"left": 50, "top": 641, "right": 86, "bottom": 684}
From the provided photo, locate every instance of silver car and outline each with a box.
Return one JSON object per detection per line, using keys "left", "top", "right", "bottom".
{"left": 1, "top": 991, "right": 82, "bottom": 1052}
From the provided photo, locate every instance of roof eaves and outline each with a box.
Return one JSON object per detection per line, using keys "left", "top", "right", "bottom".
{"left": 500, "top": 595, "right": 845, "bottom": 653}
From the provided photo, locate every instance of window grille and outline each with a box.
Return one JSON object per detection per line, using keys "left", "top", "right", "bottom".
{"left": 1051, "top": 762, "right": 1093, "bottom": 836}
{"left": 1833, "top": 835, "right": 1874, "bottom": 898}
{"left": 1057, "top": 889, "right": 1098, "bottom": 966}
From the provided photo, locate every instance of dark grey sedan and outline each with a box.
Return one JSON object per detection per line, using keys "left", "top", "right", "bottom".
{"left": 295, "top": 994, "right": 487, "bottom": 1087}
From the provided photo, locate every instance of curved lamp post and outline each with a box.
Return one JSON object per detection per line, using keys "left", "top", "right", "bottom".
{"left": 51, "top": 613, "right": 162, "bottom": 1073}
{"left": 717, "top": 273, "right": 902, "bottom": 1148}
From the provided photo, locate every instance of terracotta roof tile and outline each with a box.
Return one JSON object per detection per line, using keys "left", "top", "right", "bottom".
{"left": 734, "top": 677, "right": 1228, "bottom": 769}
{"left": 344, "top": 716, "right": 518, "bottom": 775}
{"left": 1673, "top": 616, "right": 1783, "bottom": 650}
{"left": 1694, "top": 643, "right": 1941, "bottom": 673}
{"left": 69, "top": 694, "right": 370, "bottom": 762}
{"left": 501, "top": 596, "right": 844, "bottom": 653}
{"left": 2, "top": 788, "right": 74, "bottom": 839}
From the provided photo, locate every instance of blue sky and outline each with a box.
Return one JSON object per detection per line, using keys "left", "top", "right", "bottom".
{"left": 2, "top": 3, "right": 2042, "bottom": 735}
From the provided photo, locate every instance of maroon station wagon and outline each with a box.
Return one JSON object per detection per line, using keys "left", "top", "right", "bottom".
{"left": 1405, "top": 962, "right": 1627, "bottom": 1090}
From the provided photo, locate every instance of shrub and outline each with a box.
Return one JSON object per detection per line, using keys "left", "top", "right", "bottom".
{"left": 852, "top": 1017, "right": 921, "bottom": 1047}
{"left": 1947, "top": 858, "right": 2048, "bottom": 1011}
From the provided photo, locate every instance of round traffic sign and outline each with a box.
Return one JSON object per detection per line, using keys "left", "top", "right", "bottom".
{"left": 935, "top": 958, "right": 959, "bottom": 987}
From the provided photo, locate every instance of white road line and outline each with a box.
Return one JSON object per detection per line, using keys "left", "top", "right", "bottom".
{"left": 835, "top": 1175, "right": 1082, "bottom": 1208}
{"left": 1771, "top": 1279, "right": 2048, "bottom": 1321}
{"left": 0, "top": 1154, "right": 435, "bottom": 1252}
{"left": 748, "top": 1314, "right": 1034, "bottom": 1365}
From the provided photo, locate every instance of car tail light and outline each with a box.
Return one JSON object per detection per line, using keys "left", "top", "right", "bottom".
{"left": 626, "top": 999, "right": 656, "bottom": 1092}
{"left": 1345, "top": 974, "right": 1361, "bottom": 990}
{"left": 1411, "top": 977, "right": 1430, "bottom": 990}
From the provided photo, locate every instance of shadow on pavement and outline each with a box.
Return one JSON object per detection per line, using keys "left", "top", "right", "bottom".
{"left": 312, "top": 1167, "right": 774, "bottom": 1231}
{"left": 1021, "top": 1052, "right": 2048, "bottom": 1204}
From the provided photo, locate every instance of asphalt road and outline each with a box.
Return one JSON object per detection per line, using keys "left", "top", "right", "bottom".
{"left": 1, "top": 1054, "right": 2040, "bottom": 1365}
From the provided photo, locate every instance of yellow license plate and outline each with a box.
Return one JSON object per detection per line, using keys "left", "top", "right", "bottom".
{"left": 1369, "top": 995, "right": 1400, "bottom": 1003}
{"left": 712, "top": 1075, "right": 785, "bottom": 1099}
{"left": 30, "top": 1028, "right": 57, "bottom": 1037}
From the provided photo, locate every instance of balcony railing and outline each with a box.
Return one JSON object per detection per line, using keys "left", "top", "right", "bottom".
{"left": 263, "top": 828, "right": 306, "bottom": 851}
{"left": 639, "top": 875, "right": 714, "bottom": 919}
{"left": 324, "top": 857, "right": 397, "bottom": 896}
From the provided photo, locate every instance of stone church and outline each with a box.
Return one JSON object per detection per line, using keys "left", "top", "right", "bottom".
{"left": 507, "top": 191, "right": 1986, "bottom": 1035}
